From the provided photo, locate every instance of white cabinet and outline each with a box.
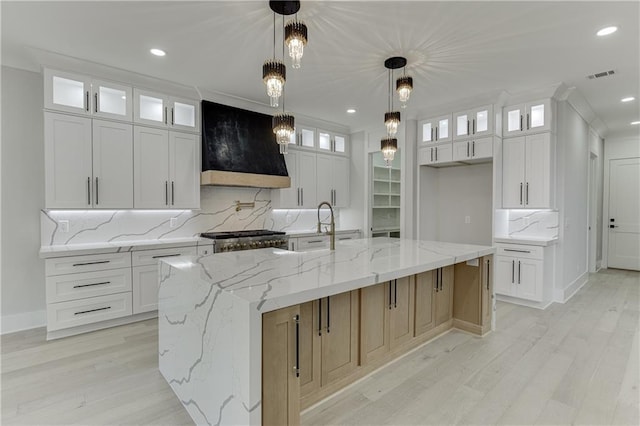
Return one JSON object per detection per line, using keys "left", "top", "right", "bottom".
{"left": 418, "top": 115, "right": 452, "bottom": 145}
{"left": 288, "top": 231, "right": 361, "bottom": 251}
{"left": 418, "top": 143, "right": 453, "bottom": 166}
{"left": 134, "top": 89, "right": 200, "bottom": 133}
{"left": 494, "top": 243, "right": 550, "bottom": 303}
{"left": 44, "top": 69, "right": 133, "bottom": 121}
{"left": 503, "top": 99, "right": 551, "bottom": 137}
{"left": 272, "top": 149, "right": 317, "bottom": 208}
{"left": 133, "top": 127, "right": 200, "bottom": 209}
{"left": 502, "top": 133, "right": 552, "bottom": 208}
{"left": 452, "top": 137, "right": 493, "bottom": 162}
{"left": 453, "top": 105, "right": 493, "bottom": 141}
{"left": 45, "top": 113, "right": 133, "bottom": 208}
{"left": 316, "top": 154, "right": 350, "bottom": 207}
{"left": 317, "top": 129, "right": 348, "bottom": 154}
{"left": 289, "top": 124, "right": 316, "bottom": 150}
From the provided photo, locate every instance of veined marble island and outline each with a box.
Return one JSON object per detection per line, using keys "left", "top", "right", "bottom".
{"left": 158, "top": 238, "right": 495, "bottom": 425}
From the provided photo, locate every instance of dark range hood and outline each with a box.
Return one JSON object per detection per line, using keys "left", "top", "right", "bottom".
{"left": 200, "top": 100, "right": 291, "bottom": 188}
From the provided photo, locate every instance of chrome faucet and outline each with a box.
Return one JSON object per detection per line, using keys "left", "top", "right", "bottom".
{"left": 317, "top": 201, "right": 335, "bottom": 250}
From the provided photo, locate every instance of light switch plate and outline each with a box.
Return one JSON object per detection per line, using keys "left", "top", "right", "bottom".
{"left": 170, "top": 217, "right": 177, "bottom": 228}
{"left": 59, "top": 220, "right": 69, "bottom": 233}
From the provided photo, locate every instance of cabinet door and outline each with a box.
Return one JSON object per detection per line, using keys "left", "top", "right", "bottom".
{"left": 134, "top": 89, "right": 168, "bottom": 127}
{"left": 133, "top": 126, "right": 170, "bottom": 208}
{"left": 298, "top": 151, "right": 317, "bottom": 208}
{"left": 169, "top": 97, "right": 199, "bottom": 132}
{"left": 472, "top": 105, "right": 493, "bottom": 137}
{"left": 418, "top": 118, "right": 435, "bottom": 144}
{"left": 262, "top": 305, "right": 301, "bottom": 426}
{"left": 503, "top": 103, "right": 526, "bottom": 137}
{"left": 494, "top": 256, "right": 516, "bottom": 296}
{"left": 524, "top": 133, "right": 551, "bottom": 208}
{"left": 389, "top": 276, "right": 415, "bottom": 348}
{"left": 435, "top": 266, "right": 454, "bottom": 326}
{"left": 317, "top": 130, "right": 332, "bottom": 152}
{"left": 296, "top": 125, "right": 316, "bottom": 149}
{"left": 418, "top": 147, "right": 433, "bottom": 165}
{"left": 274, "top": 151, "right": 299, "bottom": 208}
{"left": 92, "top": 79, "right": 132, "bottom": 121}
{"left": 316, "top": 154, "right": 333, "bottom": 204}
{"left": 321, "top": 291, "right": 359, "bottom": 386}
{"left": 481, "top": 256, "right": 493, "bottom": 327}
{"left": 434, "top": 143, "right": 453, "bottom": 164}
{"left": 133, "top": 265, "right": 159, "bottom": 314}
{"left": 299, "top": 301, "right": 321, "bottom": 398}
{"left": 169, "top": 132, "right": 200, "bottom": 209}
{"left": 360, "top": 282, "right": 390, "bottom": 365}
{"left": 414, "top": 271, "right": 436, "bottom": 336}
{"left": 44, "top": 69, "right": 91, "bottom": 115}
{"left": 435, "top": 115, "right": 452, "bottom": 142}
{"left": 453, "top": 141, "right": 471, "bottom": 161}
{"left": 525, "top": 99, "right": 551, "bottom": 133}
{"left": 92, "top": 120, "right": 133, "bottom": 208}
{"left": 454, "top": 110, "right": 471, "bottom": 141}
{"left": 44, "top": 112, "right": 93, "bottom": 208}
{"left": 516, "top": 259, "right": 543, "bottom": 301}
{"left": 332, "top": 156, "right": 350, "bottom": 207}
{"left": 471, "top": 137, "right": 493, "bottom": 160}
{"left": 502, "top": 136, "right": 526, "bottom": 208}
{"left": 333, "top": 133, "right": 347, "bottom": 154}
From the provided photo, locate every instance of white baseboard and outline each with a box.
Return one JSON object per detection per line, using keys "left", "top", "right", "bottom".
{"left": 554, "top": 271, "right": 589, "bottom": 304}
{"left": 495, "top": 294, "right": 554, "bottom": 310}
{"left": 1, "top": 310, "right": 46, "bottom": 334}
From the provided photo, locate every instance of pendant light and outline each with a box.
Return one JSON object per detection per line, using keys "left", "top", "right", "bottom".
{"left": 384, "top": 57, "right": 405, "bottom": 137}
{"left": 285, "top": 18, "right": 308, "bottom": 69}
{"left": 381, "top": 137, "right": 398, "bottom": 168}
{"left": 273, "top": 13, "right": 295, "bottom": 154}
{"left": 396, "top": 68, "right": 413, "bottom": 108}
{"left": 263, "top": 12, "right": 286, "bottom": 107}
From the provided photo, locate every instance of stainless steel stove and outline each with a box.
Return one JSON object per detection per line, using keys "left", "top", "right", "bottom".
{"left": 200, "top": 230, "right": 289, "bottom": 253}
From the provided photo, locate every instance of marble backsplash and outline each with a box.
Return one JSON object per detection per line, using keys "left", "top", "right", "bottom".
{"left": 500, "top": 209, "right": 559, "bottom": 239}
{"left": 41, "top": 186, "right": 340, "bottom": 246}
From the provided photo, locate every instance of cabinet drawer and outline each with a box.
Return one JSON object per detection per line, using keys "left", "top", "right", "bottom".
{"left": 46, "top": 268, "right": 132, "bottom": 303}
{"left": 297, "top": 236, "right": 329, "bottom": 251}
{"left": 132, "top": 246, "right": 197, "bottom": 266}
{"left": 197, "top": 244, "right": 214, "bottom": 256}
{"left": 46, "top": 252, "right": 131, "bottom": 276}
{"left": 337, "top": 232, "right": 360, "bottom": 241}
{"left": 47, "top": 292, "right": 132, "bottom": 331}
{"left": 496, "top": 244, "right": 543, "bottom": 260}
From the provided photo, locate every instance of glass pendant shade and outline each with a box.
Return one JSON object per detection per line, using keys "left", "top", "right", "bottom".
{"left": 384, "top": 111, "right": 401, "bottom": 136}
{"left": 285, "top": 20, "right": 308, "bottom": 69}
{"left": 263, "top": 60, "right": 286, "bottom": 107}
{"left": 273, "top": 113, "right": 295, "bottom": 154}
{"left": 381, "top": 137, "right": 398, "bottom": 167}
{"left": 396, "top": 76, "right": 413, "bottom": 108}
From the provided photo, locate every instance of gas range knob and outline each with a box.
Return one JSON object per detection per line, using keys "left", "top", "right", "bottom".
{"left": 234, "top": 243, "right": 242, "bottom": 250}
{"left": 222, "top": 244, "right": 232, "bottom": 252}
{"left": 249, "top": 242, "right": 257, "bottom": 248}
{"left": 256, "top": 241, "right": 264, "bottom": 247}
{"left": 241, "top": 243, "right": 248, "bottom": 249}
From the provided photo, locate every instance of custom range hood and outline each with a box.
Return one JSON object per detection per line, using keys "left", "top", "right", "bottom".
{"left": 200, "top": 100, "right": 291, "bottom": 188}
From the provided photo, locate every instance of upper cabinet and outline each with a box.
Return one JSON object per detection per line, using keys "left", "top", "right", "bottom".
{"left": 418, "top": 114, "right": 452, "bottom": 145}
{"left": 453, "top": 105, "right": 493, "bottom": 141}
{"left": 44, "top": 69, "right": 133, "bottom": 121}
{"left": 318, "top": 129, "right": 348, "bottom": 155}
{"left": 133, "top": 89, "right": 200, "bottom": 133}
{"left": 503, "top": 99, "right": 552, "bottom": 137}
{"left": 289, "top": 124, "right": 316, "bottom": 150}
{"left": 287, "top": 124, "right": 349, "bottom": 155}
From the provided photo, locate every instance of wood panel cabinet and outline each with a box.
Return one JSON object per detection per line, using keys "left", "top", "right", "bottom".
{"left": 434, "top": 266, "right": 454, "bottom": 326}
{"left": 262, "top": 305, "right": 301, "bottom": 426}
{"left": 389, "top": 277, "right": 415, "bottom": 348}
{"left": 414, "top": 270, "right": 436, "bottom": 336}
{"left": 453, "top": 256, "right": 493, "bottom": 334}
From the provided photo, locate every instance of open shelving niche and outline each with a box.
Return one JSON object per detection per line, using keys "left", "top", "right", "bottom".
{"left": 370, "top": 151, "right": 401, "bottom": 238}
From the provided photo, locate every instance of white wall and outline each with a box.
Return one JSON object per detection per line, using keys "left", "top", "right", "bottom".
{"left": 1, "top": 66, "right": 46, "bottom": 332}
{"left": 555, "top": 101, "right": 590, "bottom": 299}
{"left": 602, "top": 134, "right": 640, "bottom": 267}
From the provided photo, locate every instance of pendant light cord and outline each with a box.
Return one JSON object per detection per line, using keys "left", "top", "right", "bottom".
{"left": 272, "top": 13, "right": 276, "bottom": 60}
{"left": 282, "top": 14, "right": 286, "bottom": 113}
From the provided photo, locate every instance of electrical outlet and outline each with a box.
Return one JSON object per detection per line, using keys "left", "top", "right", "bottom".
{"left": 170, "top": 217, "right": 178, "bottom": 228}
{"left": 59, "top": 220, "right": 69, "bottom": 233}
{"left": 464, "top": 216, "right": 471, "bottom": 224}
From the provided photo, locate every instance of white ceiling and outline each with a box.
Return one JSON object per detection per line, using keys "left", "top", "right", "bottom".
{"left": 2, "top": 1, "right": 639, "bottom": 136}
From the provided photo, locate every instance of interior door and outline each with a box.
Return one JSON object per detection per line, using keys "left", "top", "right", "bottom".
{"left": 133, "top": 126, "right": 169, "bottom": 208}
{"left": 502, "top": 137, "right": 526, "bottom": 208}
{"left": 608, "top": 158, "right": 640, "bottom": 270}
{"left": 92, "top": 120, "right": 133, "bottom": 208}
{"left": 169, "top": 132, "right": 200, "bottom": 208}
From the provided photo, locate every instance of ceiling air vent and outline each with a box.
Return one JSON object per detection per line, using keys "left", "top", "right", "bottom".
{"left": 587, "top": 70, "right": 616, "bottom": 79}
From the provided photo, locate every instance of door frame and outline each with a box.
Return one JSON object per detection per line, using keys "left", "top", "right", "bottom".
{"left": 587, "top": 152, "right": 598, "bottom": 273}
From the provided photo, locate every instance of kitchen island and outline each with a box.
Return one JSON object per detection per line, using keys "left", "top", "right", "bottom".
{"left": 158, "top": 238, "right": 494, "bottom": 425}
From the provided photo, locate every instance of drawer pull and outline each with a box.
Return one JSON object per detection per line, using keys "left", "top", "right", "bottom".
{"left": 73, "top": 281, "right": 111, "bottom": 289}
{"left": 74, "top": 306, "right": 111, "bottom": 316}
{"left": 338, "top": 237, "right": 352, "bottom": 240}
{"left": 503, "top": 249, "right": 531, "bottom": 253}
{"left": 72, "top": 260, "right": 110, "bottom": 267}
{"left": 306, "top": 240, "right": 323, "bottom": 244}
{"left": 151, "top": 253, "right": 182, "bottom": 259}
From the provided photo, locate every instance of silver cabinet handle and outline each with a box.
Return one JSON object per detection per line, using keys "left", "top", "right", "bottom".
{"left": 95, "top": 177, "right": 99, "bottom": 205}
{"left": 473, "top": 118, "right": 476, "bottom": 134}
{"left": 86, "top": 91, "right": 90, "bottom": 112}
{"left": 326, "top": 296, "right": 331, "bottom": 332}
{"left": 87, "top": 177, "right": 91, "bottom": 205}
{"left": 467, "top": 142, "right": 470, "bottom": 158}
{"left": 526, "top": 113, "right": 530, "bottom": 130}
{"left": 164, "top": 106, "right": 168, "bottom": 124}
{"left": 74, "top": 306, "right": 110, "bottom": 316}
{"left": 430, "top": 127, "right": 434, "bottom": 141}
{"left": 307, "top": 240, "right": 323, "bottom": 244}
{"left": 472, "top": 140, "right": 475, "bottom": 157}
{"left": 94, "top": 93, "right": 98, "bottom": 113}
{"left": 520, "top": 115, "right": 523, "bottom": 131}
{"left": 171, "top": 108, "right": 174, "bottom": 126}
{"left": 486, "top": 259, "right": 490, "bottom": 291}
{"left": 435, "top": 146, "right": 438, "bottom": 161}
{"left": 165, "top": 181, "right": 169, "bottom": 206}
{"left": 467, "top": 120, "right": 470, "bottom": 135}
{"left": 72, "top": 260, "right": 110, "bottom": 267}
{"left": 301, "top": 188, "right": 304, "bottom": 206}
{"left": 430, "top": 147, "right": 434, "bottom": 162}
{"left": 294, "top": 314, "right": 300, "bottom": 377}
{"left": 435, "top": 127, "right": 439, "bottom": 141}
{"left": 504, "top": 248, "right": 531, "bottom": 253}
{"left": 520, "top": 183, "right": 523, "bottom": 205}
{"left": 297, "top": 188, "right": 300, "bottom": 206}
{"left": 171, "top": 181, "right": 175, "bottom": 206}
{"left": 318, "top": 298, "right": 322, "bottom": 336}
{"left": 73, "top": 281, "right": 110, "bottom": 289}
{"left": 526, "top": 182, "right": 529, "bottom": 205}
{"left": 511, "top": 260, "right": 515, "bottom": 283}
{"left": 152, "top": 253, "right": 181, "bottom": 259}
{"left": 518, "top": 261, "right": 522, "bottom": 284}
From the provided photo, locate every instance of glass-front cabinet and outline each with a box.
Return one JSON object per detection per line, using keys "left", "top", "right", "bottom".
{"left": 370, "top": 151, "right": 401, "bottom": 238}
{"left": 133, "top": 89, "right": 199, "bottom": 132}
{"left": 453, "top": 105, "right": 493, "bottom": 140}
{"left": 318, "top": 129, "right": 348, "bottom": 154}
{"left": 418, "top": 114, "right": 452, "bottom": 145}
{"left": 503, "top": 99, "right": 551, "bottom": 137}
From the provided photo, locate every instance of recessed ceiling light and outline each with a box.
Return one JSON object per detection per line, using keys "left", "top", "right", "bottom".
{"left": 597, "top": 26, "right": 617, "bottom": 36}
{"left": 150, "top": 48, "right": 166, "bottom": 57}
{"left": 631, "top": 121, "right": 640, "bottom": 125}
{"left": 621, "top": 97, "right": 635, "bottom": 102}
{"left": 347, "top": 109, "right": 356, "bottom": 114}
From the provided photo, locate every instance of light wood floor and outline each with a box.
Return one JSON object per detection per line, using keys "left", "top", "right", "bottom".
{"left": 2, "top": 269, "right": 638, "bottom": 425}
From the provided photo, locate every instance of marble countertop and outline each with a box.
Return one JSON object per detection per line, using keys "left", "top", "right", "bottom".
{"left": 494, "top": 236, "right": 558, "bottom": 246}
{"left": 285, "top": 229, "right": 361, "bottom": 238}
{"left": 39, "top": 236, "right": 212, "bottom": 258}
{"left": 162, "top": 237, "right": 494, "bottom": 313}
